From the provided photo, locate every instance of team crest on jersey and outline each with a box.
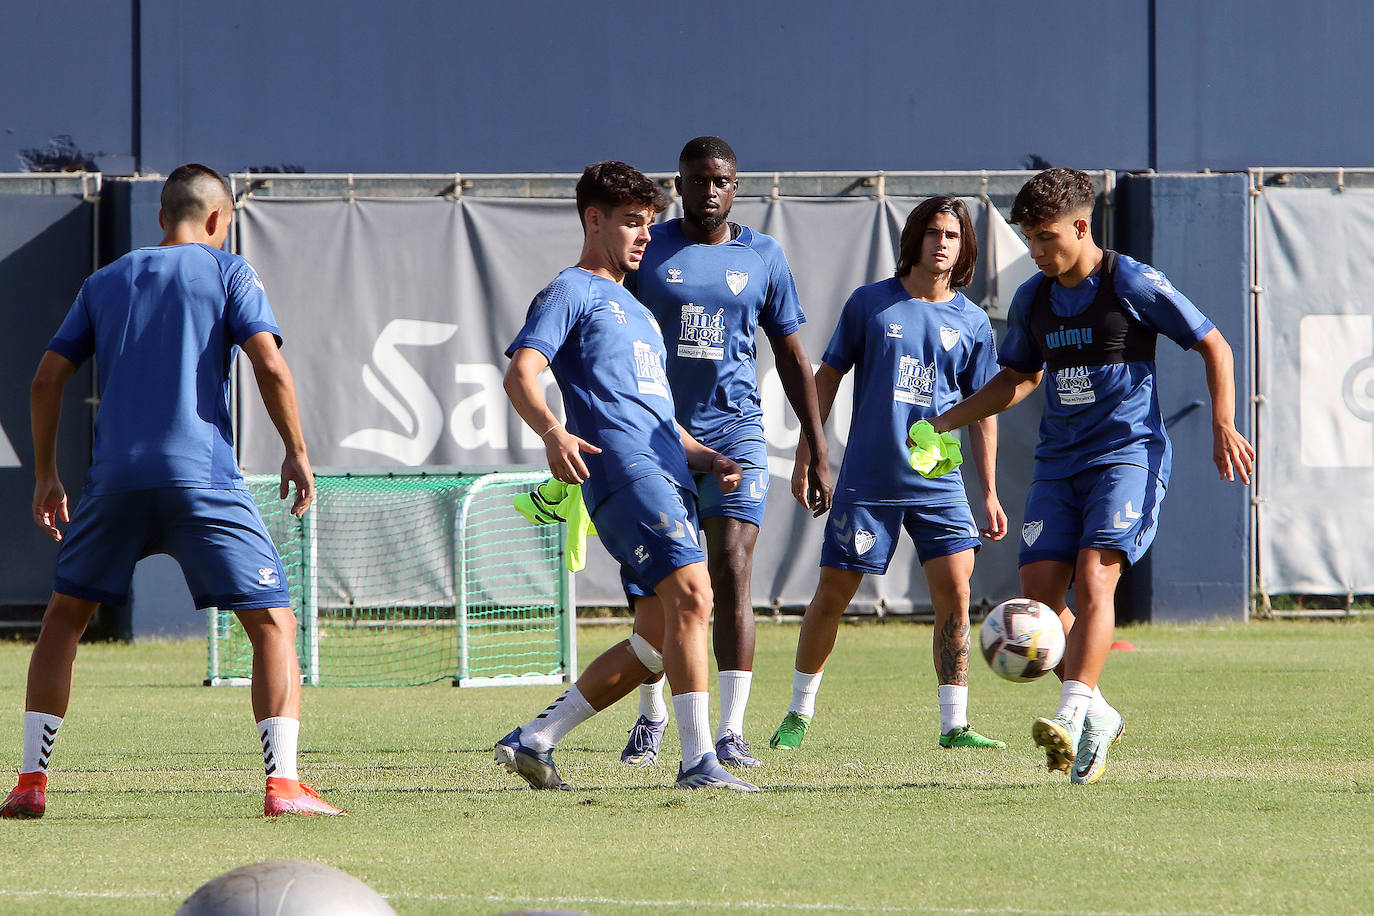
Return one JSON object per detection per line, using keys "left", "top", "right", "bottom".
{"left": 887, "top": 323, "right": 903, "bottom": 338}
{"left": 939, "top": 325, "right": 960, "bottom": 351}
{"left": 725, "top": 269, "right": 749, "bottom": 296}
{"left": 894, "top": 354, "right": 936, "bottom": 407}
{"left": 1055, "top": 366, "right": 1096, "bottom": 406}
{"left": 853, "top": 529, "right": 877, "bottom": 555}
{"left": 1022, "top": 520, "right": 1043, "bottom": 546}
{"left": 632, "top": 340, "right": 671, "bottom": 398}
{"left": 607, "top": 300, "right": 628, "bottom": 324}
{"left": 677, "top": 303, "right": 726, "bottom": 361}
{"left": 666, "top": 268, "right": 684, "bottom": 284}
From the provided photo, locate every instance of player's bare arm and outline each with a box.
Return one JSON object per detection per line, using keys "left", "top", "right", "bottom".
{"left": 28, "top": 350, "right": 77, "bottom": 541}
{"left": 503, "top": 346, "right": 602, "bottom": 485}
{"left": 792, "top": 362, "right": 844, "bottom": 517}
{"left": 967, "top": 416, "right": 1008, "bottom": 540}
{"left": 1193, "top": 327, "right": 1255, "bottom": 484}
{"left": 929, "top": 366, "right": 1042, "bottom": 435}
{"left": 242, "top": 331, "right": 315, "bottom": 517}
{"left": 677, "top": 422, "right": 742, "bottom": 494}
{"left": 770, "top": 331, "right": 833, "bottom": 514}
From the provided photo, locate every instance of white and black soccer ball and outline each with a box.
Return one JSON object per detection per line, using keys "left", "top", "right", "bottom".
{"left": 980, "top": 598, "right": 1065, "bottom": 682}
{"left": 176, "top": 860, "right": 396, "bottom": 916}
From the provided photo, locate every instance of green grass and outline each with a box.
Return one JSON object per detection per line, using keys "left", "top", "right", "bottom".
{"left": 2, "top": 619, "right": 1373, "bottom": 915}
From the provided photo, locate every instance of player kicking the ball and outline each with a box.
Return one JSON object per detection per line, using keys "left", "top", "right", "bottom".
{"left": 770, "top": 196, "right": 1008, "bottom": 754}
{"left": 617, "top": 136, "right": 831, "bottom": 770}
{"left": 931, "top": 169, "right": 1254, "bottom": 784}
{"left": 2, "top": 164, "right": 342, "bottom": 819}
{"left": 496, "top": 160, "right": 757, "bottom": 792}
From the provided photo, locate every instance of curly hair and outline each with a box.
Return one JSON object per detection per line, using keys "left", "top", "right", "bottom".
{"left": 1010, "top": 168, "right": 1095, "bottom": 227}
{"left": 894, "top": 196, "right": 978, "bottom": 289}
{"left": 575, "top": 161, "right": 668, "bottom": 226}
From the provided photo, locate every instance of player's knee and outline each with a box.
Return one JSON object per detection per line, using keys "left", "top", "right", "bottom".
{"left": 627, "top": 632, "right": 665, "bottom": 674}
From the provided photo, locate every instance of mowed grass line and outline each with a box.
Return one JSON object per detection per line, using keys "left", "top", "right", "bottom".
{"left": 0, "top": 619, "right": 1371, "bottom": 915}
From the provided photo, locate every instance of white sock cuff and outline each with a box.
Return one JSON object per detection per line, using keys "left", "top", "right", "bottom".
{"left": 21, "top": 711, "right": 63, "bottom": 775}
{"left": 790, "top": 669, "right": 824, "bottom": 717}
{"left": 673, "top": 691, "right": 713, "bottom": 768}
{"left": 256, "top": 716, "right": 300, "bottom": 781}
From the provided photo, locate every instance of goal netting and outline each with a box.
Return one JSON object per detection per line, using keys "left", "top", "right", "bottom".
{"left": 205, "top": 470, "right": 576, "bottom": 687}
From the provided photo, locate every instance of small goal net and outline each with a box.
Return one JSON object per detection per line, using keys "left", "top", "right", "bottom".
{"left": 205, "top": 470, "right": 575, "bottom": 687}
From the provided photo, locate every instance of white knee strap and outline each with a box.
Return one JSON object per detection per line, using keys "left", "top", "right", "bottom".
{"left": 628, "top": 633, "right": 664, "bottom": 674}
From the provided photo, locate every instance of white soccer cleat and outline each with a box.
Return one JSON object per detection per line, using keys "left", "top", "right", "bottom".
{"left": 1032, "top": 714, "right": 1080, "bottom": 776}
{"left": 1072, "top": 708, "right": 1125, "bottom": 785}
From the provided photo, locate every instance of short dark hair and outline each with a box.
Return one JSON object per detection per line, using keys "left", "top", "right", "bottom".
{"left": 574, "top": 161, "right": 668, "bottom": 227}
{"left": 894, "top": 196, "right": 978, "bottom": 289}
{"left": 1010, "top": 168, "right": 1095, "bottom": 227}
{"left": 160, "top": 163, "right": 232, "bottom": 225}
{"left": 678, "top": 136, "right": 737, "bottom": 169}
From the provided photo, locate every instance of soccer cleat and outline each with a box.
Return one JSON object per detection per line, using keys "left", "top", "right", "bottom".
{"left": 939, "top": 725, "right": 1007, "bottom": 749}
{"left": 769, "top": 711, "right": 811, "bottom": 751}
{"left": 0, "top": 772, "right": 47, "bottom": 819}
{"left": 1032, "top": 714, "right": 1082, "bottom": 775}
{"left": 494, "top": 728, "right": 572, "bottom": 790}
{"left": 264, "top": 778, "right": 346, "bottom": 816}
{"left": 715, "top": 732, "right": 762, "bottom": 768}
{"left": 1072, "top": 707, "right": 1126, "bottom": 786}
{"left": 620, "top": 716, "right": 667, "bottom": 767}
{"left": 675, "top": 753, "right": 760, "bottom": 792}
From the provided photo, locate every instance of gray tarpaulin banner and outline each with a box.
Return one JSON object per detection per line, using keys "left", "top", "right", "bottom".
{"left": 237, "top": 196, "right": 1037, "bottom": 610}
{"left": 1255, "top": 188, "right": 1374, "bottom": 594}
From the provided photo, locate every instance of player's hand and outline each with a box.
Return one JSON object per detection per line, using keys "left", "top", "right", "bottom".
{"left": 805, "top": 455, "right": 833, "bottom": 518}
{"left": 981, "top": 493, "right": 1008, "bottom": 541}
{"left": 545, "top": 428, "right": 601, "bottom": 485}
{"left": 1212, "top": 422, "right": 1254, "bottom": 484}
{"left": 32, "top": 475, "right": 69, "bottom": 542}
{"left": 711, "top": 452, "right": 742, "bottom": 494}
{"left": 280, "top": 453, "right": 315, "bottom": 518}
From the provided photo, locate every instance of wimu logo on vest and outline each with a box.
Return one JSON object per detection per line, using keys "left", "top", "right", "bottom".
{"left": 1046, "top": 325, "right": 1093, "bottom": 350}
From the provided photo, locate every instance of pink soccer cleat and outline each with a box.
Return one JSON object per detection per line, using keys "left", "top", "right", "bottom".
{"left": 264, "top": 777, "right": 346, "bottom": 816}
{"left": 0, "top": 772, "right": 47, "bottom": 819}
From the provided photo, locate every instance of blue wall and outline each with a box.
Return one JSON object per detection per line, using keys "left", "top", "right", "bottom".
{"left": 5, "top": 1, "right": 1371, "bottom": 176}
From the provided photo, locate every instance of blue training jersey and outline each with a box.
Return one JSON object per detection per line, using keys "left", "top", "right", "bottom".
{"left": 506, "top": 267, "right": 693, "bottom": 513}
{"left": 822, "top": 279, "right": 998, "bottom": 506}
{"left": 627, "top": 220, "right": 804, "bottom": 448}
{"left": 47, "top": 244, "right": 281, "bottom": 495}
{"left": 998, "top": 253, "right": 1214, "bottom": 483}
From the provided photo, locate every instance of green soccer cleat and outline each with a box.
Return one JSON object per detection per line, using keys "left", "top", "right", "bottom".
{"left": 1072, "top": 707, "right": 1125, "bottom": 785}
{"left": 1032, "top": 714, "right": 1081, "bottom": 776}
{"left": 769, "top": 712, "right": 811, "bottom": 751}
{"left": 939, "top": 725, "right": 1007, "bottom": 749}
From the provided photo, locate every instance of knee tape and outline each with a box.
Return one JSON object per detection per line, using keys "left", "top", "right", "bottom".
{"left": 628, "top": 633, "right": 664, "bottom": 674}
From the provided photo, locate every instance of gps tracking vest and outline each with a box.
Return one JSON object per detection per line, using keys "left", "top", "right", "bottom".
{"left": 1028, "top": 250, "right": 1157, "bottom": 372}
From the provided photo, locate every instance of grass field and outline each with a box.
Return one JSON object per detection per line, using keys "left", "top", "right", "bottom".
{"left": 1, "top": 618, "right": 1372, "bottom": 915}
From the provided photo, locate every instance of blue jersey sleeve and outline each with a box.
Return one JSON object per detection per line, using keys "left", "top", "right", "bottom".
{"left": 820, "top": 288, "right": 866, "bottom": 374}
{"left": 958, "top": 309, "right": 999, "bottom": 397}
{"left": 757, "top": 239, "right": 805, "bottom": 338}
{"left": 224, "top": 258, "right": 282, "bottom": 347}
{"left": 997, "top": 276, "right": 1044, "bottom": 373}
{"left": 507, "top": 274, "right": 586, "bottom": 361}
{"left": 1114, "top": 257, "right": 1214, "bottom": 350}
{"left": 47, "top": 285, "right": 95, "bottom": 365}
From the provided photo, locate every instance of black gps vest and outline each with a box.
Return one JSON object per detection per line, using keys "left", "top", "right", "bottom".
{"left": 1028, "top": 250, "right": 1157, "bottom": 372}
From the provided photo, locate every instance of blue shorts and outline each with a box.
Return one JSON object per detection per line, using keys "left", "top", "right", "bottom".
{"left": 696, "top": 435, "right": 769, "bottom": 528}
{"left": 592, "top": 475, "right": 705, "bottom": 599}
{"left": 53, "top": 487, "right": 291, "bottom": 610}
{"left": 819, "top": 501, "right": 980, "bottom": 573}
{"left": 1018, "top": 464, "right": 1166, "bottom": 567}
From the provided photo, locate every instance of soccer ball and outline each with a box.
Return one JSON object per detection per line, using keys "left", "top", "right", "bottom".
{"left": 176, "top": 860, "right": 396, "bottom": 915}
{"left": 979, "top": 598, "right": 1065, "bottom": 682}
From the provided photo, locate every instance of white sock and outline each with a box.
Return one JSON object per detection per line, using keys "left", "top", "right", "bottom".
{"left": 1056, "top": 680, "right": 1095, "bottom": 731}
{"left": 521, "top": 685, "right": 595, "bottom": 752}
{"left": 1086, "top": 686, "right": 1113, "bottom": 721}
{"left": 257, "top": 716, "right": 300, "bottom": 781}
{"left": 21, "top": 711, "right": 62, "bottom": 775}
{"left": 716, "top": 670, "right": 753, "bottom": 742}
{"left": 937, "top": 684, "right": 968, "bottom": 734}
{"left": 790, "top": 669, "right": 824, "bottom": 717}
{"left": 638, "top": 678, "right": 668, "bottom": 723}
{"left": 673, "top": 691, "right": 712, "bottom": 768}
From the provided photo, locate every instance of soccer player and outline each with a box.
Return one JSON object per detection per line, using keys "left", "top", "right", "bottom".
{"left": 770, "top": 196, "right": 1008, "bottom": 753}
{"left": 1, "top": 164, "right": 342, "bottom": 819}
{"left": 496, "top": 160, "right": 758, "bottom": 792}
{"left": 618, "top": 136, "right": 831, "bottom": 769}
{"left": 930, "top": 168, "right": 1254, "bottom": 784}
